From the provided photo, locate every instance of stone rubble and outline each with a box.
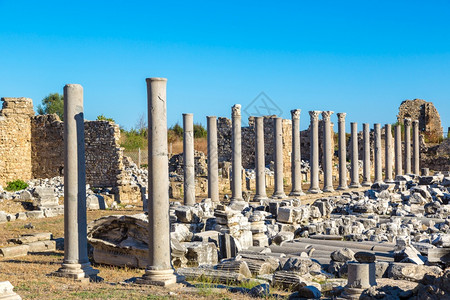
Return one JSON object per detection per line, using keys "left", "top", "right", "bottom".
{"left": 83, "top": 170, "right": 450, "bottom": 298}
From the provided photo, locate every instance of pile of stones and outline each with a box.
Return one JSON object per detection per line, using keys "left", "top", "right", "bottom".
{"left": 86, "top": 170, "right": 450, "bottom": 298}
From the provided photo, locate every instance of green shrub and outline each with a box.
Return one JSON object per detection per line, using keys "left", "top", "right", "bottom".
{"left": 96, "top": 114, "right": 115, "bottom": 123}
{"left": 5, "top": 179, "right": 28, "bottom": 192}
{"left": 194, "top": 123, "right": 207, "bottom": 138}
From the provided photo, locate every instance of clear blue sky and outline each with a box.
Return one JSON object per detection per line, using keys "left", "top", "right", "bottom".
{"left": 0, "top": 0, "right": 449, "bottom": 134}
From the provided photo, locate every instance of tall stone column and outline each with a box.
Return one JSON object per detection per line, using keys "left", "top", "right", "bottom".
{"left": 336, "top": 113, "right": 348, "bottom": 190}
{"left": 373, "top": 123, "right": 383, "bottom": 184}
{"left": 404, "top": 118, "right": 412, "bottom": 174}
{"left": 395, "top": 124, "right": 403, "bottom": 177}
{"left": 272, "top": 117, "right": 286, "bottom": 199}
{"left": 322, "top": 111, "right": 335, "bottom": 192}
{"left": 361, "top": 123, "right": 372, "bottom": 186}
{"left": 412, "top": 120, "right": 420, "bottom": 175}
{"left": 349, "top": 122, "right": 361, "bottom": 188}
{"left": 52, "top": 84, "right": 98, "bottom": 281}
{"left": 254, "top": 117, "right": 267, "bottom": 200}
{"left": 308, "top": 111, "right": 322, "bottom": 194}
{"left": 385, "top": 124, "right": 394, "bottom": 183}
{"left": 183, "top": 113, "right": 195, "bottom": 206}
{"left": 230, "top": 104, "right": 245, "bottom": 207}
{"left": 290, "top": 110, "right": 304, "bottom": 196}
{"left": 137, "top": 78, "right": 178, "bottom": 286}
{"left": 207, "top": 116, "right": 219, "bottom": 202}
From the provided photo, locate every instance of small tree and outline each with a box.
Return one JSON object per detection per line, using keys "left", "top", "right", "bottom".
{"left": 37, "top": 93, "right": 64, "bottom": 120}
{"left": 97, "top": 114, "right": 115, "bottom": 122}
{"left": 193, "top": 123, "right": 207, "bottom": 138}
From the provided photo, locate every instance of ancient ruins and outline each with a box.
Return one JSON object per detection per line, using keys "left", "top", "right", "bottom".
{"left": 1, "top": 78, "right": 450, "bottom": 299}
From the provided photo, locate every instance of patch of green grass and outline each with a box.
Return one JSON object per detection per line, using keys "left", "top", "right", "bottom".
{"left": 5, "top": 179, "right": 28, "bottom": 191}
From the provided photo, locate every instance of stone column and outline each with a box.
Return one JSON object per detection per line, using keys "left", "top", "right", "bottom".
{"left": 336, "top": 113, "right": 348, "bottom": 190}
{"left": 52, "top": 84, "right": 98, "bottom": 281}
{"left": 322, "top": 111, "right": 335, "bottom": 192}
{"left": 404, "top": 118, "right": 412, "bottom": 174}
{"left": 308, "top": 111, "right": 322, "bottom": 194}
{"left": 272, "top": 117, "right": 286, "bottom": 199}
{"left": 137, "top": 78, "right": 178, "bottom": 286}
{"left": 395, "top": 125, "right": 403, "bottom": 177}
{"left": 385, "top": 124, "right": 394, "bottom": 183}
{"left": 290, "top": 110, "right": 304, "bottom": 196}
{"left": 361, "top": 123, "right": 372, "bottom": 186}
{"left": 207, "top": 116, "right": 219, "bottom": 202}
{"left": 230, "top": 104, "right": 245, "bottom": 207}
{"left": 349, "top": 122, "right": 361, "bottom": 188}
{"left": 183, "top": 113, "right": 195, "bottom": 206}
{"left": 373, "top": 123, "right": 383, "bottom": 184}
{"left": 412, "top": 120, "right": 420, "bottom": 175}
{"left": 254, "top": 117, "right": 267, "bottom": 200}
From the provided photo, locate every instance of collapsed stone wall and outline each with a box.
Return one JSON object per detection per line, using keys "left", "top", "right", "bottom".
{"left": 31, "top": 114, "right": 127, "bottom": 187}
{"left": 397, "top": 99, "right": 443, "bottom": 139}
{"left": 0, "top": 98, "right": 35, "bottom": 186}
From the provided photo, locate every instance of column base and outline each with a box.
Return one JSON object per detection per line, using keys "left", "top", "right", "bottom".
{"left": 323, "top": 186, "right": 335, "bottom": 193}
{"left": 308, "top": 188, "right": 322, "bottom": 194}
{"left": 136, "top": 269, "right": 184, "bottom": 287}
{"left": 253, "top": 194, "right": 268, "bottom": 201}
{"left": 341, "top": 287, "right": 366, "bottom": 299}
{"left": 51, "top": 262, "right": 99, "bottom": 283}
{"left": 271, "top": 192, "right": 287, "bottom": 199}
{"left": 361, "top": 181, "right": 372, "bottom": 187}
{"left": 349, "top": 183, "right": 362, "bottom": 188}
{"left": 336, "top": 185, "right": 348, "bottom": 191}
{"left": 384, "top": 178, "right": 395, "bottom": 183}
{"left": 229, "top": 200, "right": 248, "bottom": 211}
{"left": 289, "top": 190, "right": 305, "bottom": 196}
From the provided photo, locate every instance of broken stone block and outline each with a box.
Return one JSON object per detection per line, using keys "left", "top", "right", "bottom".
{"left": 388, "top": 263, "right": 442, "bottom": 282}
{"left": 192, "top": 231, "right": 220, "bottom": 247}
{"left": 354, "top": 251, "right": 376, "bottom": 263}
{"left": 272, "top": 270, "right": 307, "bottom": 290}
{"left": 170, "top": 223, "right": 193, "bottom": 242}
{"left": 184, "top": 241, "right": 218, "bottom": 266}
{"left": 272, "top": 231, "right": 294, "bottom": 245}
{"left": 0, "top": 245, "right": 30, "bottom": 258}
{"left": 216, "top": 259, "right": 252, "bottom": 278}
{"left": 432, "top": 234, "right": 450, "bottom": 247}
{"left": 294, "top": 285, "right": 321, "bottom": 299}
{"left": 27, "top": 240, "right": 56, "bottom": 253}
{"left": 32, "top": 187, "right": 58, "bottom": 208}
{"left": 8, "top": 232, "right": 52, "bottom": 244}
{"left": 0, "top": 211, "right": 7, "bottom": 223}
{"left": 218, "top": 233, "right": 240, "bottom": 259}
{"left": 177, "top": 267, "right": 245, "bottom": 284}
{"left": 86, "top": 194, "right": 107, "bottom": 210}
{"left": 25, "top": 211, "right": 44, "bottom": 219}
{"left": 394, "top": 246, "right": 425, "bottom": 265}
{"left": 330, "top": 248, "right": 355, "bottom": 262}
{"left": 0, "top": 281, "right": 22, "bottom": 300}
{"left": 282, "top": 257, "right": 321, "bottom": 275}
{"left": 428, "top": 247, "right": 450, "bottom": 263}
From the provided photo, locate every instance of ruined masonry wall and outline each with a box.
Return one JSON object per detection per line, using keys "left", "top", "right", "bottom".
{"left": 31, "top": 114, "right": 127, "bottom": 187}
{"left": 0, "top": 98, "right": 35, "bottom": 186}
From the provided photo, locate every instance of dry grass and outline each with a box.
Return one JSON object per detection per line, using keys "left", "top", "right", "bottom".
{"left": 171, "top": 138, "right": 208, "bottom": 155}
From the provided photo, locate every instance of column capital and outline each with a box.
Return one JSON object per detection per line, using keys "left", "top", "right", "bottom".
{"left": 412, "top": 119, "right": 419, "bottom": 126}
{"left": 206, "top": 115, "right": 217, "bottom": 120}
{"left": 321, "top": 111, "right": 334, "bottom": 121}
{"left": 404, "top": 118, "right": 412, "bottom": 126}
{"left": 232, "top": 104, "right": 241, "bottom": 117}
{"left": 337, "top": 112, "right": 346, "bottom": 122}
{"left": 309, "top": 110, "right": 322, "bottom": 121}
{"left": 291, "top": 109, "right": 301, "bottom": 119}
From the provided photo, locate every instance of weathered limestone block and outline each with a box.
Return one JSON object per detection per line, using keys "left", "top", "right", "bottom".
{"left": 8, "top": 232, "right": 52, "bottom": 244}
{"left": 32, "top": 187, "right": 59, "bottom": 208}
{"left": 86, "top": 194, "right": 107, "bottom": 210}
{"left": 114, "top": 184, "right": 141, "bottom": 204}
{"left": 183, "top": 242, "right": 218, "bottom": 266}
{"left": 0, "top": 245, "right": 30, "bottom": 258}
{"left": 0, "top": 281, "right": 22, "bottom": 300}
{"left": 216, "top": 259, "right": 252, "bottom": 278}
{"left": 177, "top": 267, "right": 246, "bottom": 284}
{"left": 388, "top": 263, "right": 442, "bottom": 282}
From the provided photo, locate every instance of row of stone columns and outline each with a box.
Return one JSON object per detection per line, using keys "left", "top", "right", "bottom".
{"left": 185, "top": 109, "right": 421, "bottom": 203}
